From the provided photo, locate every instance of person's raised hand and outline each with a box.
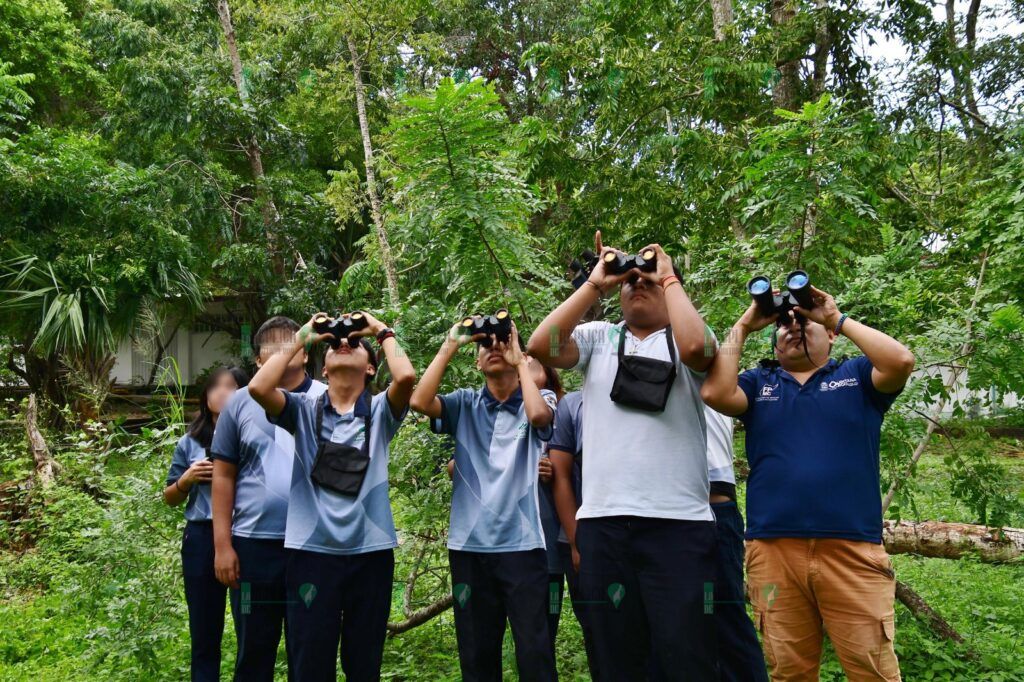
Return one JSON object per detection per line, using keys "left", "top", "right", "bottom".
{"left": 500, "top": 322, "right": 525, "bottom": 367}
{"left": 445, "top": 321, "right": 485, "bottom": 349}
{"left": 586, "top": 230, "right": 634, "bottom": 295}
{"left": 350, "top": 310, "right": 387, "bottom": 338}
{"left": 638, "top": 243, "right": 675, "bottom": 284}
{"left": 793, "top": 286, "right": 842, "bottom": 330}
{"left": 297, "top": 314, "right": 334, "bottom": 350}
{"left": 737, "top": 299, "right": 779, "bottom": 334}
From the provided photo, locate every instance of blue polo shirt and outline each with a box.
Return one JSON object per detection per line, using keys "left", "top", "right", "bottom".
{"left": 431, "top": 386, "right": 555, "bottom": 553}
{"left": 546, "top": 391, "right": 584, "bottom": 545}
{"left": 209, "top": 376, "right": 327, "bottom": 539}
{"left": 166, "top": 434, "right": 212, "bottom": 522}
{"left": 271, "top": 388, "right": 406, "bottom": 555}
{"left": 738, "top": 356, "right": 901, "bottom": 544}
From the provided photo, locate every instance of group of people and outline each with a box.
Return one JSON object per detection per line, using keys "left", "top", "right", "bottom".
{"left": 164, "top": 232, "right": 915, "bottom": 681}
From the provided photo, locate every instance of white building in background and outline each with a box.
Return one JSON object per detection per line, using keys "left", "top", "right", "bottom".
{"left": 110, "top": 303, "right": 245, "bottom": 387}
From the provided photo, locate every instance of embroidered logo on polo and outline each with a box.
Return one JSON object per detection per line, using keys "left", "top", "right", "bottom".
{"left": 516, "top": 421, "right": 529, "bottom": 439}
{"left": 756, "top": 383, "right": 781, "bottom": 402}
{"left": 819, "top": 377, "right": 859, "bottom": 392}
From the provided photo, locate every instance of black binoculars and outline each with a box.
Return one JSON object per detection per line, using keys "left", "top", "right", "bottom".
{"left": 746, "top": 271, "right": 814, "bottom": 325}
{"left": 569, "top": 247, "right": 658, "bottom": 288}
{"left": 602, "top": 247, "right": 657, "bottom": 276}
{"left": 570, "top": 250, "right": 600, "bottom": 289}
{"left": 459, "top": 309, "right": 512, "bottom": 347}
{"left": 312, "top": 312, "right": 369, "bottom": 349}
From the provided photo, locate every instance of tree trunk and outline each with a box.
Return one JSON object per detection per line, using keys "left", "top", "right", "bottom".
{"left": 884, "top": 520, "right": 1024, "bottom": 563}
{"left": 811, "top": 0, "right": 831, "bottom": 96}
{"left": 347, "top": 35, "right": 401, "bottom": 308}
{"left": 215, "top": 0, "right": 283, "bottom": 275}
{"left": 771, "top": 0, "right": 799, "bottom": 110}
{"left": 711, "top": 0, "right": 733, "bottom": 41}
{"left": 24, "top": 394, "right": 55, "bottom": 486}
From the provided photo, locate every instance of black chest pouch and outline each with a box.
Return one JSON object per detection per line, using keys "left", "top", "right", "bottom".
{"left": 609, "top": 325, "right": 677, "bottom": 413}
{"left": 309, "top": 392, "right": 372, "bottom": 496}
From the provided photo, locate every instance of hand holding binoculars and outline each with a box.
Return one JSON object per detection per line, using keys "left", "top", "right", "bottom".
{"left": 458, "top": 309, "right": 512, "bottom": 347}
{"left": 312, "top": 312, "right": 369, "bottom": 349}
{"left": 746, "top": 271, "right": 815, "bottom": 326}
{"left": 569, "top": 247, "right": 658, "bottom": 288}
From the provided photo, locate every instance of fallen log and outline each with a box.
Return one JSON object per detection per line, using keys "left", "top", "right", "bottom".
{"left": 884, "top": 520, "right": 1024, "bottom": 563}
{"left": 387, "top": 595, "right": 453, "bottom": 636}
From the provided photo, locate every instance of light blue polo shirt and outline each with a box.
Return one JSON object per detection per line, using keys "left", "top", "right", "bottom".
{"left": 166, "top": 434, "right": 213, "bottom": 522}
{"left": 432, "top": 386, "right": 555, "bottom": 553}
{"left": 271, "top": 388, "right": 406, "bottom": 555}
{"left": 209, "top": 376, "right": 327, "bottom": 539}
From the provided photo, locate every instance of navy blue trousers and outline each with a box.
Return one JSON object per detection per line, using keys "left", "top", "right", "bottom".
{"left": 449, "top": 549, "right": 557, "bottom": 682}
{"left": 558, "top": 542, "right": 601, "bottom": 681}
{"left": 181, "top": 521, "right": 226, "bottom": 682}
{"left": 285, "top": 548, "right": 395, "bottom": 682}
{"left": 576, "top": 516, "right": 718, "bottom": 681}
{"left": 227, "top": 536, "right": 291, "bottom": 682}
{"left": 712, "top": 501, "right": 769, "bottom": 682}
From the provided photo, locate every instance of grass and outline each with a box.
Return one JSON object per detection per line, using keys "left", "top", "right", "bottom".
{"left": 2, "top": 429, "right": 1024, "bottom": 680}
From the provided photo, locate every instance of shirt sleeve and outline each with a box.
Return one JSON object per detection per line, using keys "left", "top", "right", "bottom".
{"left": 547, "top": 398, "right": 578, "bottom": 454}
{"left": 736, "top": 369, "right": 759, "bottom": 421}
{"left": 373, "top": 389, "right": 408, "bottom": 442}
{"left": 851, "top": 355, "right": 903, "bottom": 414}
{"left": 570, "top": 321, "right": 610, "bottom": 373}
{"left": 430, "top": 388, "right": 470, "bottom": 436}
{"left": 536, "top": 388, "right": 557, "bottom": 441}
{"left": 209, "top": 395, "right": 241, "bottom": 464}
{"left": 166, "top": 435, "right": 191, "bottom": 486}
{"left": 268, "top": 390, "right": 303, "bottom": 434}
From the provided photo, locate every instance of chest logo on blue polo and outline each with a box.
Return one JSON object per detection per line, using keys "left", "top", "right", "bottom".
{"left": 516, "top": 421, "right": 528, "bottom": 439}
{"left": 756, "top": 383, "right": 780, "bottom": 402}
{"left": 819, "top": 377, "right": 859, "bottom": 392}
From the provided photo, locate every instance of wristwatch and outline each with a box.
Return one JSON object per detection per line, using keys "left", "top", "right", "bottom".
{"left": 376, "top": 327, "right": 396, "bottom": 343}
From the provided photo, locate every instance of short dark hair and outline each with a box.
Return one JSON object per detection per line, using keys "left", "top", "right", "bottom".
{"left": 253, "top": 316, "right": 300, "bottom": 356}
{"left": 357, "top": 338, "right": 379, "bottom": 386}
{"left": 189, "top": 366, "right": 250, "bottom": 448}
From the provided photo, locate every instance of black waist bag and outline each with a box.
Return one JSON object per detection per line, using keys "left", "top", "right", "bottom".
{"left": 609, "top": 324, "right": 677, "bottom": 413}
{"left": 310, "top": 391, "right": 372, "bottom": 496}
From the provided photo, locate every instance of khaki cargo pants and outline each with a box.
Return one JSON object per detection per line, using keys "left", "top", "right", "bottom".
{"left": 746, "top": 538, "right": 901, "bottom": 681}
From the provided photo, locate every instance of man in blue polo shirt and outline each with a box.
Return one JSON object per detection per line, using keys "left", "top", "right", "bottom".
{"left": 247, "top": 311, "right": 415, "bottom": 681}
{"left": 210, "top": 316, "right": 327, "bottom": 681}
{"left": 410, "top": 321, "right": 557, "bottom": 682}
{"left": 701, "top": 283, "right": 915, "bottom": 681}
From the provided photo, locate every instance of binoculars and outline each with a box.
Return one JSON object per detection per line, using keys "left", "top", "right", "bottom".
{"left": 746, "top": 271, "right": 815, "bottom": 325}
{"left": 312, "top": 312, "right": 369, "bottom": 349}
{"left": 569, "top": 247, "right": 658, "bottom": 288}
{"left": 459, "top": 309, "right": 512, "bottom": 347}
{"left": 602, "top": 248, "right": 657, "bottom": 275}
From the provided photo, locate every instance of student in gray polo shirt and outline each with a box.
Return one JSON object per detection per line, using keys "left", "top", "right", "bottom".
{"left": 210, "top": 316, "right": 327, "bottom": 682}
{"left": 411, "top": 320, "right": 557, "bottom": 682}
{"left": 248, "top": 311, "right": 415, "bottom": 682}
{"left": 528, "top": 232, "right": 719, "bottom": 681}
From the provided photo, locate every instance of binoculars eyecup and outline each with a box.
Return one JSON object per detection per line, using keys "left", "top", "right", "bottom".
{"left": 746, "top": 271, "right": 815, "bottom": 326}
